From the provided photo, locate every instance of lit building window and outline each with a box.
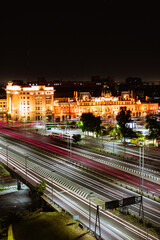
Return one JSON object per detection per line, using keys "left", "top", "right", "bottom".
{"left": 35, "top": 100, "right": 42, "bottom": 105}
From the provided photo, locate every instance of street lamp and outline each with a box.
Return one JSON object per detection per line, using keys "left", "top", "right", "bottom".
{"left": 88, "top": 192, "right": 94, "bottom": 231}
{"left": 6, "top": 144, "right": 9, "bottom": 167}
{"left": 25, "top": 155, "right": 28, "bottom": 184}
{"left": 51, "top": 169, "right": 55, "bottom": 203}
{"left": 112, "top": 113, "right": 116, "bottom": 153}
{"left": 123, "top": 140, "right": 127, "bottom": 157}
{"left": 23, "top": 116, "right": 26, "bottom": 131}
{"left": 139, "top": 146, "right": 144, "bottom": 193}
{"left": 69, "top": 131, "right": 72, "bottom": 158}
{"left": 66, "top": 125, "right": 72, "bottom": 158}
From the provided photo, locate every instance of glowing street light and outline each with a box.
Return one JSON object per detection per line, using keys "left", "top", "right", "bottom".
{"left": 88, "top": 192, "right": 94, "bottom": 231}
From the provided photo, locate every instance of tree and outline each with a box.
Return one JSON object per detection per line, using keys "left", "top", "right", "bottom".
{"left": 46, "top": 115, "right": 52, "bottom": 122}
{"left": 80, "top": 113, "right": 102, "bottom": 136}
{"left": 116, "top": 107, "right": 136, "bottom": 141}
{"left": 76, "top": 120, "right": 83, "bottom": 128}
{"left": 72, "top": 134, "right": 82, "bottom": 143}
{"left": 29, "top": 179, "right": 46, "bottom": 209}
{"left": 146, "top": 114, "right": 160, "bottom": 145}
{"left": 66, "top": 121, "right": 77, "bottom": 130}
{"left": 100, "top": 126, "right": 108, "bottom": 136}
{"left": 30, "top": 179, "right": 46, "bottom": 199}
{"left": 67, "top": 120, "right": 76, "bottom": 127}
{"left": 6, "top": 112, "right": 11, "bottom": 124}
{"left": 106, "top": 125, "right": 122, "bottom": 139}
{"left": 94, "top": 115, "right": 102, "bottom": 135}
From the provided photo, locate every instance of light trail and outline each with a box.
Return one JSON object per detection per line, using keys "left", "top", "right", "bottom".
{"left": 0, "top": 144, "right": 160, "bottom": 226}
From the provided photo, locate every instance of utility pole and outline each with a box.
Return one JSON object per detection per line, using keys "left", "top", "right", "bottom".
{"left": 24, "top": 117, "right": 25, "bottom": 131}
{"left": 6, "top": 145, "right": 8, "bottom": 166}
{"left": 139, "top": 146, "right": 144, "bottom": 193}
{"left": 51, "top": 170, "right": 55, "bottom": 203}
{"left": 113, "top": 114, "right": 115, "bottom": 153}
{"left": 67, "top": 127, "right": 70, "bottom": 157}
{"left": 113, "top": 134, "right": 115, "bottom": 153}
{"left": 139, "top": 146, "right": 141, "bottom": 192}
{"left": 95, "top": 205, "right": 102, "bottom": 239}
{"left": 25, "top": 155, "right": 28, "bottom": 185}
{"left": 52, "top": 173, "right": 53, "bottom": 203}
{"left": 142, "top": 146, "right": 144, "bottom": 192}
{"left": 139, "top": 147, "right": 144, "bottom": 220}
{"left": 70, "top": 131, "right": 72, "bottom": 158}
{"left": 89, "top": 192, "right": 94, "bottom": 231}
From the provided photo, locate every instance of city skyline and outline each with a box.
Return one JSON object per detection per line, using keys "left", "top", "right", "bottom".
{"left": 1, "top": 5, "right": 160, "bottom": 83}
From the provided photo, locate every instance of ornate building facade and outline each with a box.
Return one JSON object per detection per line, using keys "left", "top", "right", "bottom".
{"left": 6, "top": 81, "right": 54, "bottom": 121}
{"left": 54, "top": 91, "right": 158, "bottom": 122}
{"left": 0, "top": 81, "right": 159, "bottom": 122}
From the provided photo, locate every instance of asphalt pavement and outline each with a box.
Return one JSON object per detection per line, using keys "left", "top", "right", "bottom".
{"left": 0, "top": 186, "right": 33, "bottom": 218}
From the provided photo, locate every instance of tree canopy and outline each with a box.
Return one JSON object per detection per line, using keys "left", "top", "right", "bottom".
{"left": 30, "top": 179, "right": 46, "bottom": 198}
{"left": 106, "top": 125, "right": 122, "bottom": 139}
{"left": 72, "top": 134, "right": 82, "bottom": 143}
{"left": 67, "top": 121, "right": 77, "bottom": 127}
{"left": 80, "top": 113, "right": 102, "bottom": 135}
{"left": 116, "top": 107, "right": 136, "bottom": 140}
{"left": 146, "top": 114, "right": 160, "bottom": 142}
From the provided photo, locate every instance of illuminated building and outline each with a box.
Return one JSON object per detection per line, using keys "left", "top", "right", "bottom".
{"left": 0, "top": 99, "right": 7, "bottom": 120}
{"left": 5, "top": 81, "right": 54, "bottom": 121}
{"left": 0, "top": 99, "right": 7, "bottom": 112}
{"left": 54, "top": 91, "right": 159, "bottom": 122}
{"left": 0, "top": 81, "right": 158, "bottom": 123}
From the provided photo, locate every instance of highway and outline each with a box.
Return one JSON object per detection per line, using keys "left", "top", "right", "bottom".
{"left": 0, "top": 127, "right": 160, "bottom": 239}
{"left": 0, "top": 127, "right": 160, "bottom": 196}
{"left": 0, "top": 141, "right": 159, "bottom": 240}
{"left": 84, "top": 138, "right": 160, "bottom": 167}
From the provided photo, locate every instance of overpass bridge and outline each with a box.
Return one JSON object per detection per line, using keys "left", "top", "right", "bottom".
{"left": 0, "top": 136, "right": 159, "bottom": 240}
{"left": 0, "top": 140, "right": 104, "bottom": 238}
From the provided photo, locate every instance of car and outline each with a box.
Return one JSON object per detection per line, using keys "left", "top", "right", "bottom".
{"left": 137, "top": 142, "right": 144, "bottom": 146}
{"left": 128, "top": 143, "right": 137, "bottom": 147}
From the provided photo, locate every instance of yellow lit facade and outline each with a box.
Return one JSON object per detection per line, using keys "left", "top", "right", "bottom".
{"left": 6, "top": 81, "right": 54, "bottom": 121}
{"left": 0, "top": 99, "right": 7, "bottom": 121}
{"left": 0, "top": 99, "right": 7, "bottom": 112}
{"left": 1, "top": 82, "right": 159, "bottom": 122}
{"left": 54, "top": 92, "right": 159, "bottom": 122}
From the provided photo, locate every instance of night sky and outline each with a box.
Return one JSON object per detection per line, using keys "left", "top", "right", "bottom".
{"left": 1, "top": 2, "right": 160, "bottom": 84}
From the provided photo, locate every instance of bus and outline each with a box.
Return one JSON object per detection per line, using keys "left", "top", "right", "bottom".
{"left": 45, "top": 123, "right": 58, "bottom": 130}
{"left": 49, "top": 132, "right": 73, "bottom": 140}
